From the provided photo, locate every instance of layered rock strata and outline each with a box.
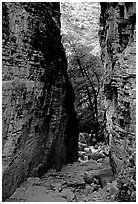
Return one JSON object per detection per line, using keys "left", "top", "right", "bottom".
{"left": 2, "top": 2, "right": 78, "bottom": 201}
{"left": 99, "top": 2, "right": 136, "bottom": 201}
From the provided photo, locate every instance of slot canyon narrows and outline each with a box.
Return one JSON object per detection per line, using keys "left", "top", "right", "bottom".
{"left": 2, "top": 2, "right": 136, "bottom": 202}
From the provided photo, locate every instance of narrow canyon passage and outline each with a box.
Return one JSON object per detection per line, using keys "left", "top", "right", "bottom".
{"left": 2, "top": 2, "right": 136, "bottom": 202}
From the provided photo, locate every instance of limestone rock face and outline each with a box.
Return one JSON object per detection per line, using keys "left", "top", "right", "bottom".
{"left": 2, "top": 2, "right": 78, "bottom": 201}
{"left": 99, "top": 2, "right": 136, "bottom": 201}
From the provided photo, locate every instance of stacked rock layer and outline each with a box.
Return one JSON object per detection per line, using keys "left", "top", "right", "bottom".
{"left": 99, "top": 2, "right": 136, "bottom": 201}
{"left": 2, "top": 2, "right": 78, "bottom": 201}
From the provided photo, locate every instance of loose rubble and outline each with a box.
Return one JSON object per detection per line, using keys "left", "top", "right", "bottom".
{"left": 6, "top": 132, "right": 120, "bottom": 202}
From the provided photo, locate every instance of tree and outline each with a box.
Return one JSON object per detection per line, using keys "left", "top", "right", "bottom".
{"left": 64, "top": 37, "right": 103, "bottom": 141}
{"left": 61, "top": 2, "right": 105, "bottom": 142}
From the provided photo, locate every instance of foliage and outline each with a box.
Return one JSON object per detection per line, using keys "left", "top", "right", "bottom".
{"left": 61, "top": 2, "right": 101, "bottom": 56}
{"left": 61, "top": 2, "right": 105, "bottom": 139}
{"left": 68, "top": 42, "right": 104, "bottom": 138}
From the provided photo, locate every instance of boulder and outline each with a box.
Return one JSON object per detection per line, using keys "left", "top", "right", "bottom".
{"left": 105, "top": 181, "right": 119, "bottom": 195}
{"left": 78, "top": 142, "right": 87, "bottom": 151}
{"left": 61, "top": 189, "right": 75, "bottom": 201}
{"left": 84, "top": 155, "right": 88, "bottom": 161}
{"left": 97, "top": 158, "right": 103, "bottom": 163}
{"left": 84, "top": 167, "right": 113, "bottom": 186}
{"left": 88, "top": 152, "right": 105, "bottom": 161}
{"left": 89, "top": 146, "right": 97, "bottom": 153}
{"left": 84, "top": 147, "right": 91, "bottom": 154}
{"left": 78, "top": 151, "right": 86, "bottom": 158}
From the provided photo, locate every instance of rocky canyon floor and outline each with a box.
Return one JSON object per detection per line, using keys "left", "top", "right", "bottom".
{"left": 6, "top": 139, "right": 119, "bottom": 202}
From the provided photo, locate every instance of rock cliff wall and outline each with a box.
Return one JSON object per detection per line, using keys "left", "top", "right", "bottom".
{"left": 2, "top": 2, "right": 78, "bottom": 201}
{"left": 99, "top": 2, "right": 136, "bottom": 201}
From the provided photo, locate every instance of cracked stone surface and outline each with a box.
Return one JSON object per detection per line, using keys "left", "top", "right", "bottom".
{"left": 6, "top": 149, "right": 118, "bottom": 202}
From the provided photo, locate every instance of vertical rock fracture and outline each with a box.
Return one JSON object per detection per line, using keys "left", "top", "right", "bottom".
{"left": 2, "top": 2, "right": 78, "bottom": 201}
